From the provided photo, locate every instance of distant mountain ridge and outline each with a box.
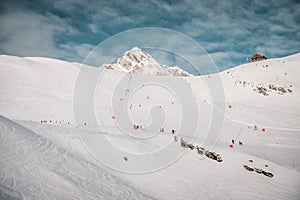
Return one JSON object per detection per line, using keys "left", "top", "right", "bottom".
{"left": 102, "top": 47, "right": 192, "bottom": 77}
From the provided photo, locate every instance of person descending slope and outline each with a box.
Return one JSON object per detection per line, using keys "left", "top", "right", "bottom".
{"left": 254, "top": 125, "right": 257, "bottom": 131}
{"left": 174, "top": 136, "right": 178, "bottom": 142}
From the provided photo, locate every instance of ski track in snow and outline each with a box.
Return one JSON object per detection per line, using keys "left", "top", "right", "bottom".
{"left": 0, "top": 115, "right": 154, "bottom": 200}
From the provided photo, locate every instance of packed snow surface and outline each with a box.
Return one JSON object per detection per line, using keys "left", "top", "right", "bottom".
{"left": 0, "top": 49, "right": 300, "bottom": 199}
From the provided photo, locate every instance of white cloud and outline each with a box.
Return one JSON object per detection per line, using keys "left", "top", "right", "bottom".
{"left": 0, "top": 10, "right": 73, "bottom": 58}
{"left": 0, "top": 8, "right": 87, "bottom": 62}
{"left": 59, "top": 43, "right": 95, "bottom": 61}
{"left": 0, "top": 0, "right": 299, "bottom": 69}
{"left": 0, "top": 11, "right": 58, "bottom": 56}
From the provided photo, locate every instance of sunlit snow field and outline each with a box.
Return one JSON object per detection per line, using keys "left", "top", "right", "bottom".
{"left": 0, "top": 51, "right": 300, "bottom": 199}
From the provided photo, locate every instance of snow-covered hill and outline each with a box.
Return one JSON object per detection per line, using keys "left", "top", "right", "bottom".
{"left": 0, "top": 51, "right": 300, "bottom": 199}
{"left": 0, "top": 55, "right": 80, "bottom": 123}
{"left": 220, "top": 53, "right": 300, "bottom": 129}
{"left": 0, "top": 115, "right": 153, "bottom": 199}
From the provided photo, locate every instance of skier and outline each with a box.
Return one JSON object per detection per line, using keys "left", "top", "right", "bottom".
{"left": 124, "top": 156, "right": 128, "bottom": 161}
{"left": 172, "top": 129, "right": 175, "bottom": 134}
{"left": 174, "top": 136, "right": 177, "bottom": 142}
{"left": 254, "top": 125, "right": 257, "bottom": 131}
{"left": 232, "top": 139, "right": 235, "bottom": 144}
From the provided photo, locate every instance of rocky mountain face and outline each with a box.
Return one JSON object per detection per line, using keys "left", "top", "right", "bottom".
{"left": 102, "top": 47, "right": 192, "bottom": 77}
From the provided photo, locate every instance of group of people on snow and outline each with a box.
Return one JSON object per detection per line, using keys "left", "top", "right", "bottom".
{"left": 133, "top": 124, "right": 142, "bottom": 130}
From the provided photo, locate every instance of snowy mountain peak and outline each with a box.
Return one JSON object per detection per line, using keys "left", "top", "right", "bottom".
{"left": 116, "top": 47, "right": 160, "bottom": 72}
{"left": 167, "top": 66, "right": 192, "bottom": 77}
{"left": 102, "top": 47, "right": 192, "bottom": 77}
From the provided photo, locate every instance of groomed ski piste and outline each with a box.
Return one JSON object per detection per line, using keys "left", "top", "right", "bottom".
{"left": 0, "top": 48, "right": 300, "bottom": 199}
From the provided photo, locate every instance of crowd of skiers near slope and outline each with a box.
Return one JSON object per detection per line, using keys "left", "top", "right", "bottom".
{"left": 230, "top": 139, "right": 243, "bottom": 147}
{"left": 40, "top": 120, "right": 70, "bottom": 124}
{"left": 229, "top": 125, "right": 267, "bottom": 148}
{"left": 132, "top": 124, "right": 176, "bottom": 134}
{"left": 133, "top": 124, "right": 142, "bottom": 130}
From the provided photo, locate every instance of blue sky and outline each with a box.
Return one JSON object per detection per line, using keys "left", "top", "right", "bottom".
{"left": 0, "top": 0, "right": 299, "bottom": 71}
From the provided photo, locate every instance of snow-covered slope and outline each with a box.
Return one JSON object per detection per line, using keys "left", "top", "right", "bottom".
{"left": 0, "top": 55, "right": 80, "bottom": 123}
{"left": 0, "top": 115, "right": 153, "bottom": 199}
{"left": 0, "top": 51, "right": 300, "bottom": 200}
{"left": 220, "top": 53, "right": 300, "bottom": 129}
{"left": 102, "top": 47, "right": 192, "bottom": 76}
